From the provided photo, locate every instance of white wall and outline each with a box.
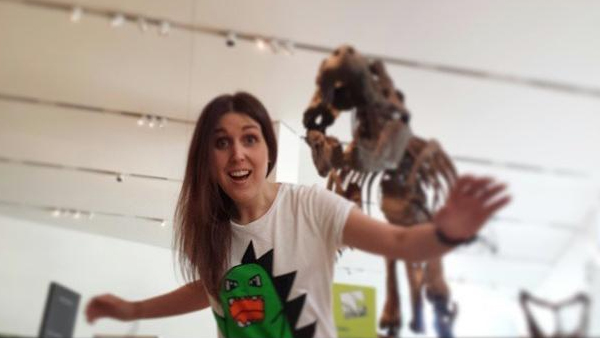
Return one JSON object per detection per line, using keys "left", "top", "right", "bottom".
{"left": 588, "top": 257, "right": 600, "bottom": 336}
{"left": 0, "top": 214, "right": 217, "bottom": 338}
{"left": 270, "top": 120, "right": 301, "bottom": 185}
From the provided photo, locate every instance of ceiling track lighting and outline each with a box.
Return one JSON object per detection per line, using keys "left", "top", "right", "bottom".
{"left": 110, "top": 13, "right": 125, "bottom": 28}
{"left": 158, "top": 21, "right": 170, "bottom": 36}
{"left": 136, "top": 114, "right": 168, "bottom": 129}
{"left": 268, "top": 39, "right": 281, "bottom": 54}
{"left": 20, "top": 0, "right": 592, "bottom": 98}
{"left": 70, "top": 6, "right": 83, "bottom": 22}
{"left": 0, "top": 0, "right": 583, "bottom": 97}
{"left": 137, "top": 17, "right": 149, "bottom": 33}
{"left": 26, "top": 203, "right": 167, "bottom": 226}
{"left": 51, "top": 208, "right": 62, "bottom": 217}
{"left": 158, "top": 116, "right": 168, "bottom": 128}
{"left": 255, "top": 37, "right": 267, "bottom": 51}
{"left": 0, "top": 87, "right": 591, "bottom": 180}
{"left": 282, "top": 40, "right": 295, "bottom": 56}
{"left": 226, "top": 31, "right": 237, "bottom": 47}
{"left": 147, "top": 115, "right": 156, "bottom": 128}
{"left": 50, "top": 208, "right": 90, "bottom": 220}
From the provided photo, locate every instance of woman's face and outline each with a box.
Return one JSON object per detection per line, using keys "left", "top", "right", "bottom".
{"left": 210, "top": 112, "right": 270, "bottom": 204}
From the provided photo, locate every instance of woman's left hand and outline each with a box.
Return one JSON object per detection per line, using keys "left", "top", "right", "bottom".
{"left": 434, "top": 175, "right": 511, "bottom": 241}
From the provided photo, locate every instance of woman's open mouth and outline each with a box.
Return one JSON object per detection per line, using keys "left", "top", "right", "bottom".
{"left": 229, "top": 169, "right": 252, "bottom": 182}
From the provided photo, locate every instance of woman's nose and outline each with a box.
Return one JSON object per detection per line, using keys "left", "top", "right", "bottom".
{"left": 230, "top": 142, "right": 246, "bottom": 161}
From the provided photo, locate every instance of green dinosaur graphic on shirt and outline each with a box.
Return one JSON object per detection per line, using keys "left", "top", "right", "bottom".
{"left": 213, "top": 241, "right": 316, "bottom": 338}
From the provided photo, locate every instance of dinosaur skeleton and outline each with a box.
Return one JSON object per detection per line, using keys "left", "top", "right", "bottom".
{"left": 303, "top": 45, "right": 458, "bottom": 337}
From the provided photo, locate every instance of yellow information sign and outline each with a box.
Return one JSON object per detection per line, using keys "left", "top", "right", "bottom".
{"left": 333, "top": 283, "right": 377, "bottom": 338}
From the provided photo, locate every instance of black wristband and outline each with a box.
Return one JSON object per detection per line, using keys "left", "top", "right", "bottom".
{"left": 435, "top": 228, "right": 477, "bottom": 247}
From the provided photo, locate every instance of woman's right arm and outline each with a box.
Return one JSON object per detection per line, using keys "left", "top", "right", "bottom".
{"left": 342, "top": 175, "right": 510, "bottom": 261}
{"left": 86, "top": 280, "right": 210, "bottom": 323}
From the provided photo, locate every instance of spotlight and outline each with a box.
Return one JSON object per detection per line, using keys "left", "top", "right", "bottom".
{"left": 73, "top": 211, "right": 81, "bottom": 219}
{"left": 137, "top": 116, "right": 145, "bottom": 126}
{"left": 158, "top": 116, "right": 168, "bottom": 128}
{"left": 148, "top": 115, "right": 156, "bottom": 128}
{"left": 226, "top": 31, "right": 237, "bottom": 47}
{"left": 158, "top": 21, "right": 170, "bottom": 36}
{"left": 51, "top": 209, "right": 62, "bottom": 217}
{"left": 137, "top": 17, "right": 149, "bottom": 33}
{"left": 70, "top": 6, "right": 83, "bottom": 23}
{"left": 255, "top": 37, "right": 266, "bottom": 51}
{"left": 160, "top": 220, "right": 167, "bottom": 227}
{"left": 116, "top": 173, "right": 124, "bottom": 182}
{"left": 110, "top": 13, "right": 125, "bottom": 28}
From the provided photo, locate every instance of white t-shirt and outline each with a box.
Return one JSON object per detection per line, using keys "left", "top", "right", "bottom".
{"left": 208, "top": 183, "right": 355, "bottom": 338}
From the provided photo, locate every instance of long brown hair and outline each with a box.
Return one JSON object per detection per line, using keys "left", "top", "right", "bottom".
{"left": 174, "top": 92, "right": 277, "bottom": 298}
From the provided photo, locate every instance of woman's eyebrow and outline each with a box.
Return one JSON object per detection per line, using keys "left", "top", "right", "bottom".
{"left": 214, "top": 125, "right": 258, "bottom": 133}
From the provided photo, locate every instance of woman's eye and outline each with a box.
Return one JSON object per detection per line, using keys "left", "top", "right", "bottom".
{"left": 244, "top": 135, "right": 258, "bottom": 145}
{"left": 215, "top": 138, "right": 229, "bottom": 149}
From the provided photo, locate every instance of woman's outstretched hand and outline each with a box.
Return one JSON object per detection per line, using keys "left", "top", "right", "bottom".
{"left": 434, "top": 175, "right": 511, "bottom": 242}
{"left": 85, "top": 294, "right": 138, "bottom": 324}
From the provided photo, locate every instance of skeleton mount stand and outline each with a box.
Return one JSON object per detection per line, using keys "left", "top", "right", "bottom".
{"left": 519, "top": 290, "right": 591, "bottom": 338}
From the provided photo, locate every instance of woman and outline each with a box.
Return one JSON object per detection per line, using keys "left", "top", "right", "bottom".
{"left": 86, "top": 92, "right": 510, "bottom": 338}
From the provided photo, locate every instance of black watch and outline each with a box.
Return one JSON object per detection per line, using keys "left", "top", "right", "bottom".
{"left": 435, "top": 228, "right": 477, "bottom": 247}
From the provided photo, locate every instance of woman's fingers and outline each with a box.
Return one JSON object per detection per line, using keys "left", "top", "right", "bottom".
{"left": 453, "top": 175, "right": 508, "bottom": 204}
{"left": 86, "top": 298, "right": 100, "bottom": 323}
{"left": 433, "top": 174, "right": 511, "bottom": 242}
{"left": 85, "top": 294, "right": 114, "bottom": 323}
{"left": 448, "top": 174, "right": 511, "bottom": 224}
{"left": 481, "top": 195, "right": 511, "bottom": 221}
{"left": 450, "top": 175, "right": 476, "bottom": 199}
{"left": 471, "top": 179, "right": 510, "bottom": 222}
{"left": 479, "top": 182, "right": 507, "bottom": 202}
{"left": 463, "top": 176, "right": 493, "bottom": 197}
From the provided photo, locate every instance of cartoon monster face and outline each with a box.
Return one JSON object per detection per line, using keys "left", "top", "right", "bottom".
{"left": 213, "top": 242, "right": 315, "bottom": 338}
{"left": 218, "top": 263, "right": 286, "bottom": 330}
